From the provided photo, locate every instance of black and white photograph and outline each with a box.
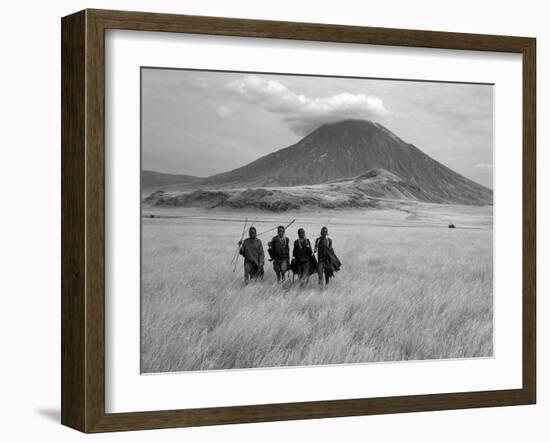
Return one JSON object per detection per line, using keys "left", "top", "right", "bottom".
{"left": 140, "top": 68, "right": 494, "bottom": 374}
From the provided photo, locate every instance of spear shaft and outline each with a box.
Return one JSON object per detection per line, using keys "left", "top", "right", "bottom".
{"left": 231, "top": 217, "right": 248, "bottom": 271}
{"left": 257, "top": 219, "right": 296, "bottom": 237}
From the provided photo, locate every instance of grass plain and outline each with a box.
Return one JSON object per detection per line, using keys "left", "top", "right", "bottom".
{"left": 140, "top": 203, "right": 493, "bottom": 373}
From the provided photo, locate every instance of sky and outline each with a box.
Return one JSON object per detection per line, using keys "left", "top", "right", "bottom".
{"left": 142, "top": 68, "right": 494, "bottom": 188}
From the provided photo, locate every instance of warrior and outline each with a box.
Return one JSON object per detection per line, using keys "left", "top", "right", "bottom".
{"left": 314, "top": 226, "right": 342, "bottom": 290}
{"left": 292, "top": 228, "right": 316, "bottom": 287}
{"left": 268, "top": 225, "right": 290, "bottom": 283}
{"left": 238, "top": 226, "right": 265, "bottom": 285}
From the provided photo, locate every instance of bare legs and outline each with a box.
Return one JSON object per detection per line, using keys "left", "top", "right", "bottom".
{"left": 273, "top": 260, "right": 289, "bottom": 283}
{"left": 317, "top": 262, "right": 330, "bottom": 290}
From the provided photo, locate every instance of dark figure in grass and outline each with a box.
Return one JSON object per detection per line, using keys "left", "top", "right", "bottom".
{"left": 238, "top": 226, "right": 265, "bottom": 285}
{"left": 314, "top": 226, "right": 342, "bottom": 290}
{"left": 292, "top": 228, "right": 316, "bottom": 287}
{"left": 268, "top": 225, "right": 290, "bottom": 283}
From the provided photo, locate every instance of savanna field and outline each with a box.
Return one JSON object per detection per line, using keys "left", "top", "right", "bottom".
{"left": 140, "top": 204, "right": 493, "bottom": 373}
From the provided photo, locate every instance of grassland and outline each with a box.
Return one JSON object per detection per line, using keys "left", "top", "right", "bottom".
{"left": 140, "top": 203, "right": 493, "bottom": 373}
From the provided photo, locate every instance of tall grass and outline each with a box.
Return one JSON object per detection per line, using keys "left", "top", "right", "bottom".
{"left": 141, "top": 207, "right": 493, "bottom": 373}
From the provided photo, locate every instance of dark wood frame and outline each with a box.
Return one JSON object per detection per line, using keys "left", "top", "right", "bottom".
{"left": 61, "top": 8, "right": 536, "bottom": 433}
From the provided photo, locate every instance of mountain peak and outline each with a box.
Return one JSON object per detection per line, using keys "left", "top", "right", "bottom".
{"left": 304, "top": 119, "right": 401, "bottom": 147}
{"left": 199, "top": 118, "right": 492, "bottom": 205}
{"left": 313, "top": 119, "right": 378, "bottom": 134}
{"left": 319, "top": 118, "right": 376, "bottom": 128}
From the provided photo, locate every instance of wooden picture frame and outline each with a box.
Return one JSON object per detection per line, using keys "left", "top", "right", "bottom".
{"left": 61, "top": 8, "right": 536, "bottom": 433}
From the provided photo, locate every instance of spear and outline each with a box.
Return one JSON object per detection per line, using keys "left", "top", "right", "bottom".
{"left": 257, "top": 219, "right": 296, "bottom": 237}
{"left": 231, "top": 217, "right": 248, "bottom": 271}
{"left": 285, "top": 219, "right": 296, "bottom": 231}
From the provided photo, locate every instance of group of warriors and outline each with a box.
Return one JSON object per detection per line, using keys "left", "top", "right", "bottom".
{"left": 238, "top": 225, "right": 341, "bottom": 289}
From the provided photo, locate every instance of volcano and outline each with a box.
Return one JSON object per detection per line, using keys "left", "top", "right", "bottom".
{"left": 146, "top": 120, "right": 493, "bottom": 206}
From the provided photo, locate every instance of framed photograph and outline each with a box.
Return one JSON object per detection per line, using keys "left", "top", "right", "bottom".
{"left": 61, "top": 9, "right": 536, "bottom": 433}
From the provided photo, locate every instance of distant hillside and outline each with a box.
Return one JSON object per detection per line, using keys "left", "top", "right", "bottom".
{"left": 141, "top": 170, "right": 203, "bottom": 193}
{"left": 143, "top": 167, "right": 478, "bottom": 212}
{"left": 198, "top": 119, "right": 492, "bottom": 205}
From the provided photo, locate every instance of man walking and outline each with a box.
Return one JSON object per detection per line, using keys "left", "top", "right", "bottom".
{"left": 268, "top": 225, "right": 290, "bottom": 283}
{"left": 314, "top": 226, "right": 341, "bottom": 290}
{"left": 292, "top": 228, "right": 315, "bottom": 287}
{"left": 238, "top": 226, "right": 265, "bottom": 285}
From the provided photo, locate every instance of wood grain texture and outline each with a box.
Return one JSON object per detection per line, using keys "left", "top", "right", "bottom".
{"left": 522, "top": 38, "right": 536, "bottom": 404}
{"left": 89, "top": 8, "right": 532, "bottom": 52}
{"left": 61, "top": 10, "right": 86, "bottom": 432}
{"left": 90, "top": 389, "right": 530, "bottom": 433}
{"left": 60, "top": 8, "right": 537, "bottom": 433}
{"left": 85, "top": 9, "right": 107, "bottom": 433}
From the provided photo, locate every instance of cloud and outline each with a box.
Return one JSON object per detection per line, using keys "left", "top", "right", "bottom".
{"left": 477, "top": 163, "right": 493, "bottom": 169}
{"left": 226, "top": 75, "right": 388, "bottom": 135}
{"left": 215, "top": 104, "right": 234, "bottom": 119}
